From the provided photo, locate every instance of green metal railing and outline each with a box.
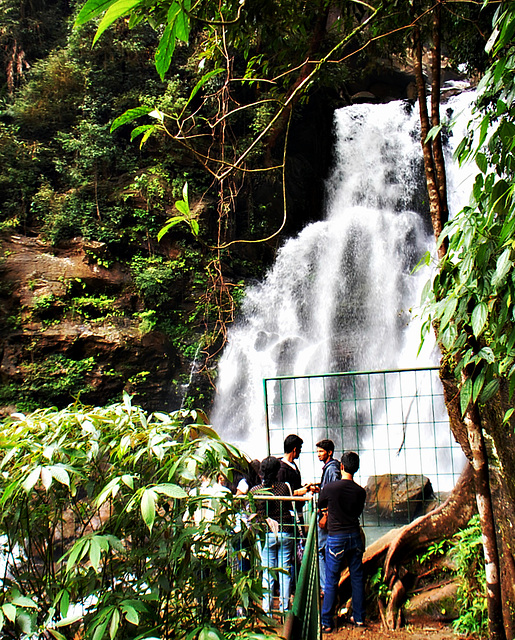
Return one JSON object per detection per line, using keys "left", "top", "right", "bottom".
{"left": 283, "top": 508, "right": 320, "bottom": 640}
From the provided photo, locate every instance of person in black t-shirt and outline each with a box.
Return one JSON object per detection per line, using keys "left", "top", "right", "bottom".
{"left": 251, "top": 456, "right": 294, "bottom": 613}
{"left": 277, "top": 434, "right": 311, "bottom": 504}
{"left": 318, "top": 451, "right": 366, "bottom": 632}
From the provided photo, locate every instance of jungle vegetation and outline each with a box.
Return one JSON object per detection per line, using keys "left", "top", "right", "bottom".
{"left": 1, "top": 0, "right": 515, "bottom": 638}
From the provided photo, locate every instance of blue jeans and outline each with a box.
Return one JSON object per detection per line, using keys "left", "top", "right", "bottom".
{"left": 261, "top": 531, "right": 294, "bottom": 612}
{"left": 318, "top": 526, "right": 328, "bottom": 591}
{"left": 321, "top": 531, "right": 364, "bottom": 628}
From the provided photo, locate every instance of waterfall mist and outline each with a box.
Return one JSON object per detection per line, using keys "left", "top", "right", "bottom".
{"left": 212, "top": 93, "right": 474, "bottom": 480}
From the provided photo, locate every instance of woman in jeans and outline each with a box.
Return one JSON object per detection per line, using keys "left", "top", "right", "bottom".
{"left": 251, "top": 456, "right": 294, "bottom": 613}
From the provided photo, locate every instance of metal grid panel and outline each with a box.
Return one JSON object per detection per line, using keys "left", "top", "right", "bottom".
{"left": 264, "top": 368, "right": 465, "bottom": 530}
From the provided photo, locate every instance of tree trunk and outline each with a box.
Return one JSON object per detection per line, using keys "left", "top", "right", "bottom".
{"left": 413, "top": 24, "right": 447, "bottom": 260}
{"left": 430, "top": 2, "right": 449, "bottom": 242}
{"left": 462, "top": 370, "right": 506, "bottom": 640}
{"left": 413, "top": 8, "right": 505, "bottom": 637}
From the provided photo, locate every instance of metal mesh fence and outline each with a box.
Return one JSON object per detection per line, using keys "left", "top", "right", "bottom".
{"left": 264, "top": 368, "right": 465, "bottom": 534}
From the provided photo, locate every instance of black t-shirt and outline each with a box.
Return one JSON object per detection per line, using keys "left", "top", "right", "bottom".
{"left": 277, "top": 459, "right": 302, "bottom": 491}
{"left": 277, "top": 459, "right": 304, "bottom": 516}
{"left": 318, "top": 478, "right": 366, "bottom": 534}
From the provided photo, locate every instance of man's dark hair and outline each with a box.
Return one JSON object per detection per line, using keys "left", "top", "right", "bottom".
{"left": 283, "top": 434, "right": 303, "bottom": 453}
{"left": 316, "top": 439, "right": 335, "bottom": 454}
{"left": 341, "top": 451, "right": 360, "bottom": 475}
{"left": 260, "top": 456, "right": 281, "bottom": 487}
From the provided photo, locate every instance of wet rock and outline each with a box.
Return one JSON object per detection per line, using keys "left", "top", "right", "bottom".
{"left": 0, "top": 233, "right": 184, "bottom": 412}
{"left": 404, "top": 581, "right": 460, "bottom": 623}
{"left": 365, "top": 474, "right": 435, "bottom": 523}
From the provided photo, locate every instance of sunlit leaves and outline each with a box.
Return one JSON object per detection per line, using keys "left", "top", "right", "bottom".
{"left": 110, "top": 106, "right": 153, "bottom": 132}
{"left": 93, "top": 0, "right": 145, "bottom": 45}
{"left": 471, "top": 302, "right": 488, "bottom": 337}
{"left": 420, "top": 3, "right": 515, "bottom": 420}
{"left": 158, "top": 181, "right": 200, "bottom": 240}
{"left": 75, "top": 0, "right": 118, "bottom": 26}
{"left": 0, "top": 399, "right": 261, "bottom": 638}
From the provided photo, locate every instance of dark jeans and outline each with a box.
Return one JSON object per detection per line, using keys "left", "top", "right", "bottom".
{"left": 321, "top": 531, "right": 364, "bottom": 628}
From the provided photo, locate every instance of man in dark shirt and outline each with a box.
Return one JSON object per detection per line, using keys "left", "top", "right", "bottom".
{"left": 318, "top": 451, "right": 366, "bottom": 632}
{"left": 277, "top": 433, "right": 311, "bottom": 504}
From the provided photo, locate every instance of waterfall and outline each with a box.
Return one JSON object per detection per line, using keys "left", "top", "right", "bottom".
{"left": 212, "top": 92, "right": 474, "bottom": 475}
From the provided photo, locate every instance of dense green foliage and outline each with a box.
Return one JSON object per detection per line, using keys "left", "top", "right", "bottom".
{"left": 422, "top": 2, "right": 515, "bottom": 419}
{"left": 0, "top": 396, "right": 272, "bottom": 639}
{"left": 451, "top": 515, "right": 487, "bottom": 637}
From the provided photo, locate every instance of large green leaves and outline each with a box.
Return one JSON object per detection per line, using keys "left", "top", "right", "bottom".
{"left": 0, "top": 399, "right": 260, "bottom": 638}
{"left": 75, "top": 0, "right": 191, "bottom": 78}
{"left": 423, "top": 2, "right": 515, "bottom": 421}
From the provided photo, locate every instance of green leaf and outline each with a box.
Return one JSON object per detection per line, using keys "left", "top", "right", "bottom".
{"left": 75, "top": 0, "right": 117, "bottom": 25}
{"left": 109, "top": 608, "right": 120, "bottom": 640}
{"left": 175, "top": 200, "right": 190, "bottom": 216}
{"left": 503, "top": 407, "right": 514, "bottom": 424}
{"left": 11, "top": 595, "right": 37, "bottom": 608}
{"left": 50, "top": 465, "right": 70, "bottom": 487}
{"left": 2, "top": 604, "right": 16, "bottom": 623}
{"left": 93, "top": 0, "right": 145, "bottom": 45}
{"left": 190, "top": 219, "right": 199, "bottom": 236}
{"left": 439, "top": 296, "right": 457, "bottom": 331}
{"left": 49, "top": 630, "right": 67, "bottom": 640}
{"left": 121, "top": 474, "right": 134, "bottom": 489}
{"left": 157, "top": 216, "right": 187, "bottom": 241}
{"left": 471, "top": 302, "right": 488, "bottom": 337}
{"left": 199, "top": 627, "right": 224, "bottom": 640}
{"left": 141, "top": 489, "right": 156, "bottom": 531}
{"left": 122, "top": 604, "right": 140, "bottom": 626}
{"left": 475, "top": 152, "right": 488, "bottom": 174}
{"left": 492, "top": 248, "right": 512, "bottom": 287}
{"left": 425, "top": 123, "right": 443, "bottom": 143}
{"left": 174, "top": 3, "right": 190, "bottom": 42}
{"left": 92, "top": 618, "right": 110, "bottom": 640}
{"left": 479, "top": 379, "right": 500, "bottom": 403}
{"left": 472, "top": 371, "right": 485, "bottom": 403}
{"left": 41, "top": 467, "right": 53, "bottom": 491}
{"left": 66, "top": 539, "right": 89, "bottom": 574}
{"left": 153, "top": 483, "right": 187, "bottom": 499}
{"left": 155, "top": 20, "right": 177, "bottom": 81}
{"left": 130, "top": 124, "right": 156, "bottom": 142}
{"left": 55, "top": 610, "right": 84, "bottom": 628}
{"left": 460, "top": 376, "right": 473, "bottom": 417}
{"left": 59, "top": 589, "right": 70, "bottom": 618}
{"left": 89, "top": 537, "right": 102, "bottom": 573}
{"left": 22, "top": 466, "right": 41, "bottom": 492}
{"left": 139, "top": 126, "right": 156, "bottom": 148}
{"left": 96, "top": 477, "right": 121, "bottom": 507}
{"left": 111, "top": 107, "right": 152, "bottom": 132}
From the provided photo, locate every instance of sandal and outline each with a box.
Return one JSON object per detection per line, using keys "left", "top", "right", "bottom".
{"left": 321, "top": 626, "right": 333, "bottom": 634}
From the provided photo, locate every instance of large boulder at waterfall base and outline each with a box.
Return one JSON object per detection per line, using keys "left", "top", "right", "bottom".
{"left": 365, "top": 474, "right": 434, "bottom": 523}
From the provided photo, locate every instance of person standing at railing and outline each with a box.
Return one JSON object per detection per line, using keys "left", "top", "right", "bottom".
{"left": 313, "top": 439, "right": 341, "bottom": 595}
{"left": 251, "top": 456, "right": 295, "bottom": 613}
{"left": 277, "top": 434, "right": 311, "bottom": 515}
{"left": 318, "top": 451, "right": 366, "bottom": 633}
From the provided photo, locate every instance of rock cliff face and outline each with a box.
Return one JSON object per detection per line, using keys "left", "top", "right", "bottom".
{"left": 0, "top": 234, "right": 182, "bottom": 413}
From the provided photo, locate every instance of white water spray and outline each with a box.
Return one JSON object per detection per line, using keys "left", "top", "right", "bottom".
{"left": 212, "top": 93, "right": 474, "bottom": 488}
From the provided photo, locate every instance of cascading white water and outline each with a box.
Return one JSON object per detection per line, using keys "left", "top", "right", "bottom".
{"left": 212, "top": 92, "right": 474, "bottom": 480}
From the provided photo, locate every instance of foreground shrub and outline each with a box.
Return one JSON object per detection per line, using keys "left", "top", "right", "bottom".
{"left": 0, "top": 394, "right": 270, "bottom": 639}
{"left": 451, "top": 514, "right": 487, "bottom": 638}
